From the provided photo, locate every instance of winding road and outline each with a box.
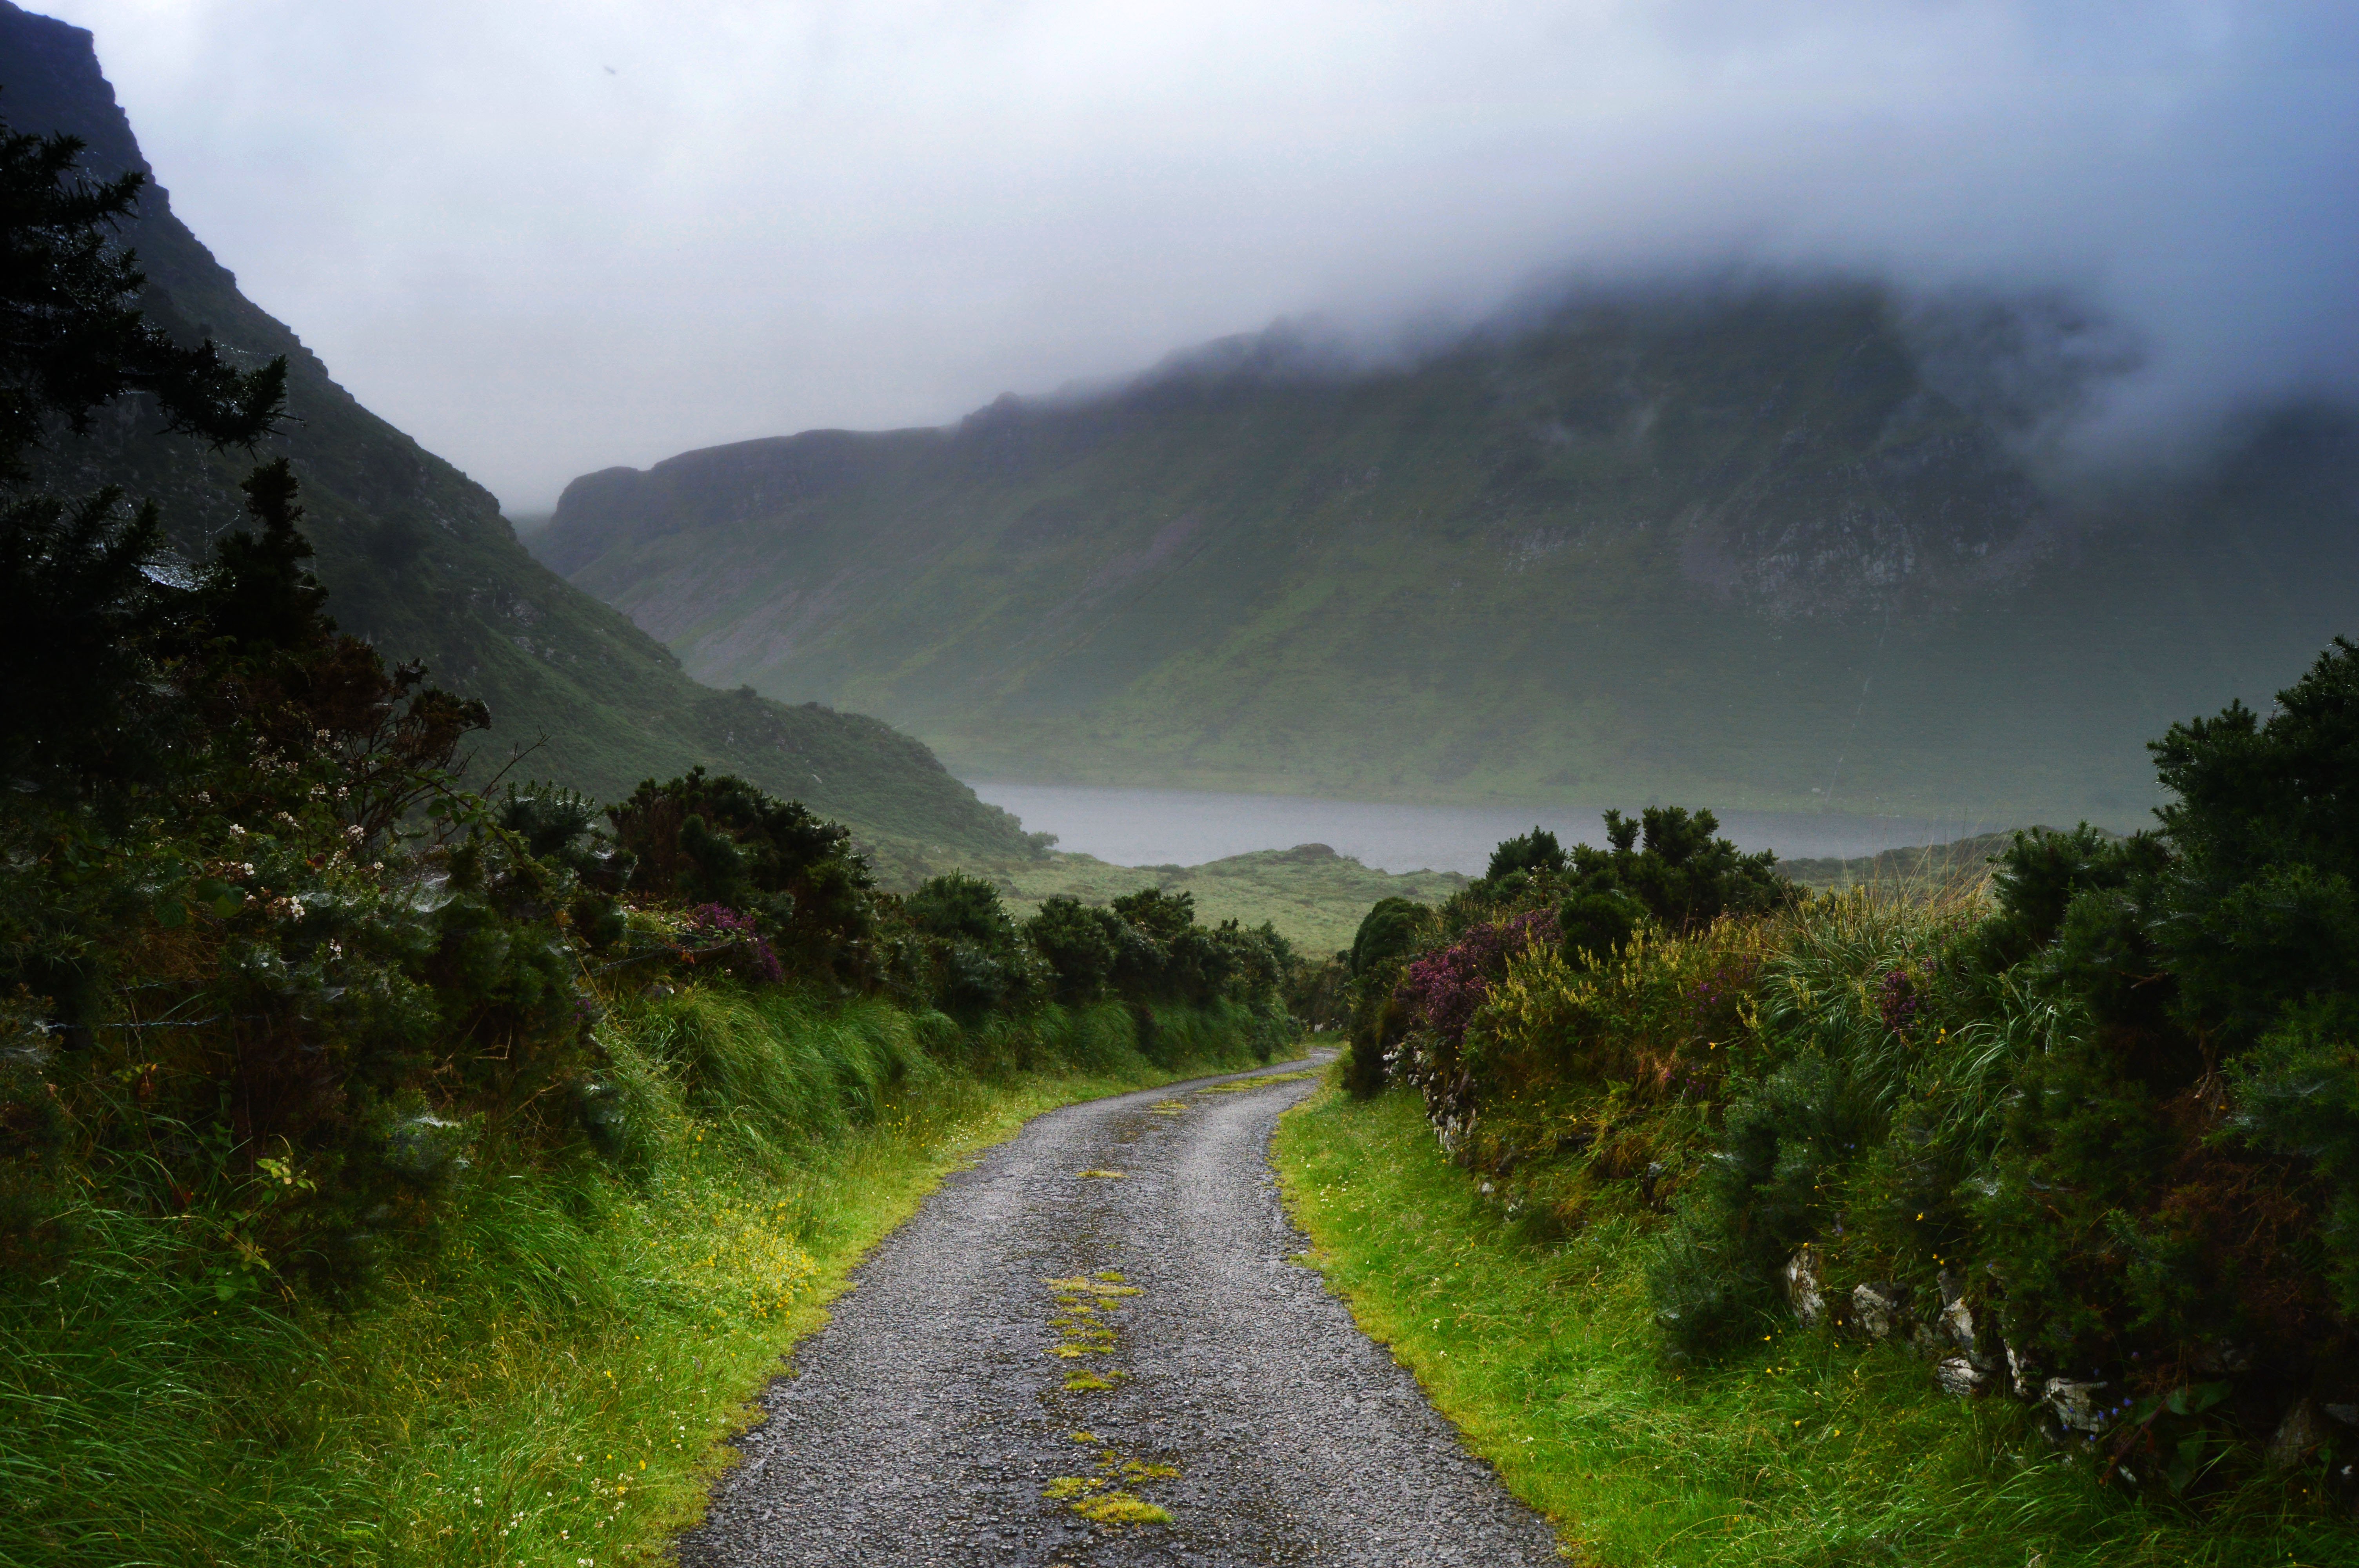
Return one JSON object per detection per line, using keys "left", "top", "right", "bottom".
{"left": 678, "top": 1055, "right": 1562, "bottom": 1566}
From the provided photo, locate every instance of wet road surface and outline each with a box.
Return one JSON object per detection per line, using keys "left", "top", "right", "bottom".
{"left": 678, "top": 1057, "right": 1562, "bottom": 1566}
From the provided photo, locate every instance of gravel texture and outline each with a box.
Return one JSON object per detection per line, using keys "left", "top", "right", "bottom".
{"left": 677, "top": 1056, "right": 1563, "bottom": 1566}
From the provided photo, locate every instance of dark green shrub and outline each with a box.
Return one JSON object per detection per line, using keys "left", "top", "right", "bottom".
{"left": 1486, "top": 826, "right": 1568, "bottom": 881}
{"left": 902, "top": 873, "right": 1031, "bottom": 1018}
{"left": 1559, "top": 807, "right": 1796, "bottom": 951}
{"left": 905, "top": 872, "right": 1012, "bottom": 947}
{"left": 1558, "top": 888, "right": 1645, "bottom": 964}
{"left": 1651, "top": 1048, "right": 1884, "bottom": 1353}
{"left": 2227, "top": 1000, "right": 2359, "bottom": 1316}
{"left": 609, "top": 768, "right": 876, "bottom": 979}
{"left": 1349, "top": 896, "right": 1427, "bottom": 978}
{"left": 1963, "top": 640, "right": 2359, "bottom": 1381}
{"left": 1972, "top": 823, "right": 2148, "bottom": 968}
{"left": 1025, "top": 896, "right": 1121, "bottom": 1004}
{"left": 498, "top": 784, "right": 630, "bottom": 949}
{"left": 1288, "top": 951, "right": 1351, "bottom": 1033}
{"left": 1108, "top": 888, "right": 1235, "bottom": 1005}
{"left": 1341, "top": 897, "right": 1433, "bottom": 1095}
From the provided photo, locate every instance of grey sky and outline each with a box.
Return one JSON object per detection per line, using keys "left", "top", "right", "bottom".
{"left": 41, "top": 1, "right": 2359, "bottom": 513}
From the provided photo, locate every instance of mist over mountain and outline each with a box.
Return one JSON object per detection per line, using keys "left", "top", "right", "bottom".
{"left": 0, "top": 2, "right": 1031, "bottom": 858}
{"left": 534, "top": 281, "right": 2359, "bottom": 826}
{"left": 34, "top": 1, "right": 2359, "bottom": 511}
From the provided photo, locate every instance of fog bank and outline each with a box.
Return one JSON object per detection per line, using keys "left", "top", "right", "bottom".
{"left": 41, "top": 0, "right": 2359, "bottom": 509}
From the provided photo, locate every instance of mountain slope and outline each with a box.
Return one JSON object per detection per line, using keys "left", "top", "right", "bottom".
{"left": 536, "top": 289, "right": 2359, "bottom": 826}
{"left": 0, "top": 2, "right": 1030, "bottom": 858}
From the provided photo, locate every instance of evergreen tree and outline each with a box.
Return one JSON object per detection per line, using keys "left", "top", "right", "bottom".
{"left": 0, "top": 109, "right": 288, "bottom": 793}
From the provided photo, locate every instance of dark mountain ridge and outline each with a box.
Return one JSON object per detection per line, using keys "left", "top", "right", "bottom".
{"left": 537, "top": 283, "right": 2359, "bottom": 825}
{"left": 0, "top": 1, "right": 1031, "bottom": 859}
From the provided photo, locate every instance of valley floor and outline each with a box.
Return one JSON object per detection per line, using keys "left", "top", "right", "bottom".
{"left": 995, "top": 846, "right": 1467, "bottom": 958}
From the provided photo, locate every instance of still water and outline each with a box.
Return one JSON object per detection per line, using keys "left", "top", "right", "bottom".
{"left": 968, "top": 782, "right": 2003, "bottom": 877}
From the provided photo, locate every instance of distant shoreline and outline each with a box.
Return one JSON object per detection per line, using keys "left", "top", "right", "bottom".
{"left": 965, "top": 779, "right": 2013, "bottom": 877}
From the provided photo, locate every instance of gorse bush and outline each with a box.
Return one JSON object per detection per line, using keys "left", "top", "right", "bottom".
{"left": 1339, "top": 896, "right": 1432, "bottom": 1096}
{"left": 1558, "top": 806, "right": 1799, "bottom": 961}
{"left": 1344, "top": 677, "right": 2359, "bottom": 1512}
{"left": 608, "top": 766, "right": 878, "bottom": 982}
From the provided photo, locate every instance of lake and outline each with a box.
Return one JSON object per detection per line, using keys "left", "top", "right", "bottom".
{"left": 966, "top": 782, "right": 2008, "bottom": 877}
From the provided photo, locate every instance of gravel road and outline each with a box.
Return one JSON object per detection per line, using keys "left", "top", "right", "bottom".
{"left": 677, "top": 1056, "right": 1563, "bottom": 1566}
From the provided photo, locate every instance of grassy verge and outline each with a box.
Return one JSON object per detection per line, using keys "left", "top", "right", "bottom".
{"left": 2, "top": 989, "right": 1272, "bottom": 1566}
{"left": 1272, "top": 1083, "right": 2350, "bottom": 1568}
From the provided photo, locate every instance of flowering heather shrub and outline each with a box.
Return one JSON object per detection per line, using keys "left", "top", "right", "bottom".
{"left": 679, "top": 904, "right": 784, "bottom": 985}
{"left": 1876, "top": 960, "right": 1936, "bottom": 1035}
{"left": 1401, "top": 907, "right": 1559, "bottom": 1052}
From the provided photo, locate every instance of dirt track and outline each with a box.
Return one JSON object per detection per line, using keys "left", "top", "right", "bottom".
{"left": 678, "top": 1057, "right": 1560, "bottom": 1566}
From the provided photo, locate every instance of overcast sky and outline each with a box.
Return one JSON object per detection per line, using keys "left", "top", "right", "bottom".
{"left": 39, "top": 0, "right": 2359, "bottom": 514}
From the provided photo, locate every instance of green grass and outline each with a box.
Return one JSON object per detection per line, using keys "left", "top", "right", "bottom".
{"left": 1272, "top": 1083, "right": 2353, "bottom": 1568}
{"left": 1775, "top": 831, "right": 2027, "bottom": 893}
{"left": 0, "top": 987, "right": 1272, "bottom": 1566}
{"left": 976, "top": 843, "right": 1466, "bottom": 956}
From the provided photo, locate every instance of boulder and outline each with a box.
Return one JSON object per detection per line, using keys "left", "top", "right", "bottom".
{"left": 1935, "top": 1357, "right": 1988, "bottom": 1397}
{"left": 1783, "top": 1244, "right": 1826, "bottom": 1327}
{"left": 1851, "top": 1281, "right": 1910, "bottom": 1340}
{"left": 2042, "top": 1378, "right": 2110, "bottom": 1434}
{"left": 1939, "top": 1295, "right": 1976, "bottom": 1354}
{"left": 2005, "top": 1342, "right": 2041, "bottom": 1401}
{"left": 2270, "top": 1399, "right": 2329, "bottom": 1471}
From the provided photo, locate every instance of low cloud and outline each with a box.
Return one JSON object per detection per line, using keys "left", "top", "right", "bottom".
{"left": 45, "top": 0, "right": 2359, "bottom": 509}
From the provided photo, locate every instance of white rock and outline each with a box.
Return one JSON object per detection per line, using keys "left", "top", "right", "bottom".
{"left": 1940, "top": 1295, "right": 1976, "bottom": 1354}
{"left": 1851, "top": 1281, "right": 1909, "bottom": 1339}
{"left": 2043, "top": 1378, "right": 2110, "bottom": 1433}
{"left": 1935, "top": 1357, "right": 1988, "bottom": 1397}
{"left": 2006, "top": 1342, "right": 2041, "bottom": 1401}
{"left": 1784, "top": 1244, "right": 1825, "bottom": 1327}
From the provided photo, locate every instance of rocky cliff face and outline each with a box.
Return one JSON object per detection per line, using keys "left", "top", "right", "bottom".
{"left": 0, "top": 3, "right": 1030, "bottom": 856}
{"left": 533, "top": 284, "right": 2359, "bottom": 823}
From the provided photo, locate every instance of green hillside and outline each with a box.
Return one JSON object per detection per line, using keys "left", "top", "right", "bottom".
{"left": 1001, "top": 843, "right": 1466, "bottom": 957}
{"left": 535, "top": 292, "right": 2358, "bottom": 828}
{"left": 0, "top": 3, "right": 1030, "bottom": 860}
